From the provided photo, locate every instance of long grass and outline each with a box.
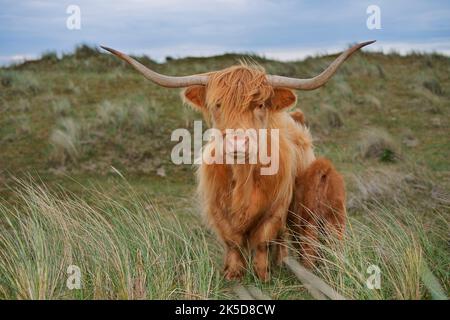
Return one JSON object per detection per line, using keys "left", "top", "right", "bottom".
{"left": 289, "top": 203, "right": 448, "bottom": 299}
{"left": 0, "top": 179, "right": 224, "bottom": 299}
{"left": 0, "top": 179, "right": 447, "bottom": 300}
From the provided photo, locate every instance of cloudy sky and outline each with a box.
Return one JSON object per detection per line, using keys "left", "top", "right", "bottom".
{"left": 0, "top": 0, "right": 449, "bottom": 65}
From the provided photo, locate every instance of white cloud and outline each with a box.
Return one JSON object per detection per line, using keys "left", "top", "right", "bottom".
{"left": 0, "top": 54, "right": 38, "bottom": 66}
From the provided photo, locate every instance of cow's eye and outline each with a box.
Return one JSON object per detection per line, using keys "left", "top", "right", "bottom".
{"left": 258, "top": 104, "right": 264, "bottom": 109}
{"left": 216, "top": 103, "right": 221, "bottom": 109}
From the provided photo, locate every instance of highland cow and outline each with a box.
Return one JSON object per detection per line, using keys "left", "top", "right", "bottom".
{"left": 102, "top": 41, "right": 374, "bottom": 280}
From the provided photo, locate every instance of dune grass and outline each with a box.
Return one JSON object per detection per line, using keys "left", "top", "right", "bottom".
{"left": 0, "top": 178, "right": 447, "bottom": 300}
{"left": 292, "top": 204, "right": 448, "bottom": 300}
{"left": 0, "top": 179, "right": 225, "bottom": 299}
{"left": 49, "top": 117, "right": 81, "bottom": 164}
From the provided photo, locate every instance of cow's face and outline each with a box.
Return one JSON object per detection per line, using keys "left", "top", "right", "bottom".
{"left": 183, "top": 65, "right": 296, "bottom": 157}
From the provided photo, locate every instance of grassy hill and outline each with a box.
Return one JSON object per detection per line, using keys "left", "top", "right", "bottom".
{"left": 0, "top": 45, "right": 448, "bottom": 299}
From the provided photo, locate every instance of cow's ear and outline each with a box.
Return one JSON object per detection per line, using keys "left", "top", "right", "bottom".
{"left": 182, "top": 85, "right": 206, "bottom": 110}
{"left": 271, "top": 88, "right": 297, "bottom": 110}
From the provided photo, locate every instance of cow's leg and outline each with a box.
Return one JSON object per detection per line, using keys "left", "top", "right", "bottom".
{"left": 273, "top": 229, "right": 288, "bottom": 266}
{"left": 199, "top": 164, "right": 248, "bottom": 280}
{"left": 254, "top": 243, "right": 269, "bottom": 281}
{"left": 249, "top": 204, "right": 288, "bottom": 281}
{"left": 223, "top": 241, "right": 246, "bottom": 280}
{"left": 211, "top": 215, "right": 246, "bottom": 280}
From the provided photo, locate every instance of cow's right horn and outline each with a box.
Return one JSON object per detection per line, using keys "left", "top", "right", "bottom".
{"left": 267, "top": 40, "right": 376, "bottom": 90}
{"left": 101, "top": 46, "right": 209, "bottom": 88}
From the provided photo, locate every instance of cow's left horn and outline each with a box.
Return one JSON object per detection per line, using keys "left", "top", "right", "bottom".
{"left": 100, "top": 46, "right": 208, "bottom": 88}
{"left": 267, "top": 40, "right": 376, "bottom": 90}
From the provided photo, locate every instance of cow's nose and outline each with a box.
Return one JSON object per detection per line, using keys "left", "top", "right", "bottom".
{"left": 225, "top": 135, "right": 249, "bottom": 154}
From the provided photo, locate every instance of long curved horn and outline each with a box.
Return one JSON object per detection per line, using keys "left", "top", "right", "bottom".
{"left": 100, "top": 46, "right": 208, "bottom": 88}
{"left": 267, "top": 40, "right": 376, "bottom": 90}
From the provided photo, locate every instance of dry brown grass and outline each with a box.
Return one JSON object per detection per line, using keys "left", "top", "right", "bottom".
{"left": 49, "top": 117, "right": 81, "bottom": 164}
{"left": 356, "top": 127, "right": 400, "bottom": 162}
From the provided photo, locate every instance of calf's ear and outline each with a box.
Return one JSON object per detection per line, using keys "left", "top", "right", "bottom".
{"left": 271, "top": 88, "right": 297, "bottom": 110}
{"left": 182, "top": 85, "right": 206, "bottom": 110}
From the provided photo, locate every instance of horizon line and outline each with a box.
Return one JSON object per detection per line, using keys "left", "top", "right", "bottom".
{"left": 2, "top": 41, "right": 449, "bottom": 67}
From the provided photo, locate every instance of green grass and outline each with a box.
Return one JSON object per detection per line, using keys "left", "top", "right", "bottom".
{"left": 0, "top": 46, "right": 449, "bottom": 299}
{"left": 0, "top": 178, "right": 447, "bottom": 299}
{"left": 0, "top": 179, "right": 225, "bottom": 299}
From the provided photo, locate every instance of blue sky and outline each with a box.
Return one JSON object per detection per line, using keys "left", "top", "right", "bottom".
{"left": 1, "top": 0, "right": 449, "bottom": 65}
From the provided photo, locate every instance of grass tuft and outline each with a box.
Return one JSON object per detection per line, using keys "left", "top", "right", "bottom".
{"left": 49, "top": 118, "right": 81, "bottom": 164}
{"left": 52, "top": 98, "right": 72, "bottom": 116}
{"left": 356, "top": 127, "right": 400, "bottom": 162}
{"left": 423, "top": 79, "right": 443, "bottom": 96}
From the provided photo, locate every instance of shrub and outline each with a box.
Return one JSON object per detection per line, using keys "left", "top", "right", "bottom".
{"left": 41, "top": 51, "right": 59, "bottom": 62}
{"left": 74, "top": 44, "right": 100, "bottom": 59}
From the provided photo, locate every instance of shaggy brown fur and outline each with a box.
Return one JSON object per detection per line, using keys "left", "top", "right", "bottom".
{"left": 289, "top": 109, "right": 306, "bottom": 125}
{"left": 288, "top": 158, "right": 346, "bottom": 268}
{"left": 183, "top": 63, "right": 345, "bottom": 280}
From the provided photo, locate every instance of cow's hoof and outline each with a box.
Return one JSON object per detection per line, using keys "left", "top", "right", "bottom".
{"left": 254, "top": 266, "right": 270, "bottom": 282}
{"left": 274, "top": 245, "right": 288, "bottom": 267}
{"left": 223, "top": 267, "right": 244, "bottom": 281}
